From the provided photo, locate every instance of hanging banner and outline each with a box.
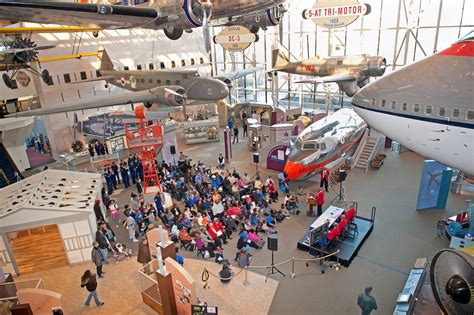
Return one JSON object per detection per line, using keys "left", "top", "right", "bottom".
{"left": 213, "top": 25, "right": 258, "bottom": 52}
{"left": 302, "top": 0, "right": 371, "bottom": 29}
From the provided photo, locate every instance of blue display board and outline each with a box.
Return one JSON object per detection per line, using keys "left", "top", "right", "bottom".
{"left": 416, "top": 160, "right": 453, "bottom": 210}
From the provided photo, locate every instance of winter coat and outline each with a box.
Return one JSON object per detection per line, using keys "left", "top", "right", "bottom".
{"left": 91, "top": 247, "right": 103, "bottom": 267}
{"left": 81, "top": 275, "right": 98, "bottom": 292}
{"left": 137, "top": 241, "right": 152, "bottom": 264}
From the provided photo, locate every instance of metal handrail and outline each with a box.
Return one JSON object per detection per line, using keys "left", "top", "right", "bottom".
{"left": 351, "top": 129, "right": 369, "bottom": 169}
{"left": 371, "top": 206, "right": 377, "bottom": 225}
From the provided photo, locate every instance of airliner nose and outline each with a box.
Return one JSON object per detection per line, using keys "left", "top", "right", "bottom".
{"left": 283, "top": 160, "right": 303, "bottom": 180}
{"left": 187, "top": 78, "right": 229, "bottom": 101}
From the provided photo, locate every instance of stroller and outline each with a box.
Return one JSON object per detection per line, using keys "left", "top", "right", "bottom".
{"left": 112, "top": 243, "right": 132, "bottom": 263}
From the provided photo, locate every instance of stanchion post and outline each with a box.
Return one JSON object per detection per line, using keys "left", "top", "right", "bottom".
{"left": 291, "top": 258, "right": 295, "bottom": 278}
{"left": 243, "top": 267, "right": 250, "bottom": 286}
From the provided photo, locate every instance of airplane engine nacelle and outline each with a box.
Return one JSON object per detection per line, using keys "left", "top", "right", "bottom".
{"left": 214, "top": 77, "right": 232, "bottom": 89}
{"left": 227, "top": 5, "right": 284, "bottom": 33}
{"left": 337, "top": 81, "right": 359, "bottom": 97}
{"left": 163, "top": 0, "right": 212, "bottom": 40}
{"left": 364, "top": 57, "right": 387, "bottom": 77}
{"left": 148, "top": 86, "right": 185, "bottom": 107}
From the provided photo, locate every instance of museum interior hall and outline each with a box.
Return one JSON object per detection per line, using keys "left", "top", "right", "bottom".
{"left": 0, "top": 1, "right": 473, "bottom": 315}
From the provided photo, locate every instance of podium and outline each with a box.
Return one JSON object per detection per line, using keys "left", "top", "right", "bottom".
{"left": 307, "top": 197, "right": 317, "bottom": 216}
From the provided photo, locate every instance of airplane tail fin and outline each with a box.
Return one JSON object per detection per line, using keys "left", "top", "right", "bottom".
{"left": 98, "top": 48, "right": 114, "bottom": 72}
{"left": 272, "top": 49, "right": 290, "bottom": 69}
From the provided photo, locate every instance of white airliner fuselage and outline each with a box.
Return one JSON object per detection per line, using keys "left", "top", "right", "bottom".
{"left": 352, "top": 32, "right": 474, "bottom": 175}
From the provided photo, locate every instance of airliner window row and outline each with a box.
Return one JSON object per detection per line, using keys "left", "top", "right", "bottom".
{"left": 371, "top": 98, "right": 473, "bottom": 121}
{"left": 46, "top": 70, "right": 186, "bottom": 87}
{"left": 123, "top": 57, "right": 205, "bottom": 71}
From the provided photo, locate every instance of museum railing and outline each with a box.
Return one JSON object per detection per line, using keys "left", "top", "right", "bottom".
{"left": 0, "top": 278, "right": 44, "bottom": 301}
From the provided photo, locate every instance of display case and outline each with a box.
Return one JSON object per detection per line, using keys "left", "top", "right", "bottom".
{"left": 184, "top": 119, "right": 219, "bottom": 144}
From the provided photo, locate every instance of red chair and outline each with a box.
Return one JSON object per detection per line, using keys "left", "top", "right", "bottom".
{"left": 332, "top": 226, "right": 342, "bottom": 240}
{"left": 346, "top": 208, "right": 356, "bottom": 222}
{"left": 339, "top": 219, "right": 348, "bottom": 239}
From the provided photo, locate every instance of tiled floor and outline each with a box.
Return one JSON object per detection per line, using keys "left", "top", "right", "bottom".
{"left": 17, "top": 257, "right": 278, "bottom": 315}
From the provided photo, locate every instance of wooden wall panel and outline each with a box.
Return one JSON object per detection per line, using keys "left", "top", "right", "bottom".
{"left": 9, "top": 225, "right": 68, "bottom": 274}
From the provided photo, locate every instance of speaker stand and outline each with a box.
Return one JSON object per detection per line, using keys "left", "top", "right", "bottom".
{"left": 330, "top": 180, "right": 348, "bottom": 206}
{"left": 265, "top": 250, "right": 285, "bottom": 282}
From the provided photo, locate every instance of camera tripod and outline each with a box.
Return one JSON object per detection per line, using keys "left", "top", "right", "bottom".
{"left": 265, "top": 250, "right": 286, "bottom": 282}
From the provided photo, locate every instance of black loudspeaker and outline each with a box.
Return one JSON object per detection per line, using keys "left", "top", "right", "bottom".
{"left": 170, "top": 145, "right": 176, "bottom": 155}
{"left": 268, "top": 234, "right": 278, "bottom": 251}
{"left": 253, "top": 152, "right": 259, "bottom": 164}
{"left": 339, "top": 169, "right": 347, "bottom": 181}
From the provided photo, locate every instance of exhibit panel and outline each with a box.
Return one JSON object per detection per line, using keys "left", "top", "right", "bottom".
{"left": 58, "top": 220, "right": 95, "bottom": 264}
{"left": 0, "top": 236, "right": 15, "bottom": 276}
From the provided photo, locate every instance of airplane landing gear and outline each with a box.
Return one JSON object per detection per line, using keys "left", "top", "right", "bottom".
{"left": 164, "top": 26, "right": 184, "bottom": 40}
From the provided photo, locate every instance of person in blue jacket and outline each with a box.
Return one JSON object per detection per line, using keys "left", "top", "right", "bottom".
{"left": 154, "top": 192, "right": 164, "bottom": 216}
{"left": 104, "top": 169, "right": 113, "bottom": 196}
{"left": 129, "top": 158, "right": 136, "bottom": 184}
{"left": 111, "top": 161, "right": 120, "bottom": 185}
{"left": 120, "top": 163, "right": 130, "bottom": 188}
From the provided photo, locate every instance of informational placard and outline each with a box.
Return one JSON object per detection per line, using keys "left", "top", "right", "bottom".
{"left": 165, "top": 257, "right": 196, "bottom": 315}
{"left": 213, "top": 26, "right": 258, "bottom": 52}
{"left": 267, "top": 145, "right": 289, "bottom": 172}
{"left": 108, "top": 135, "right": 126, "bottom": 153}
{"left": 416, "top": 160, "right": 453, "bottom": 210}
{"left": 302, "top": 0, "right": 371, "bottom": 29}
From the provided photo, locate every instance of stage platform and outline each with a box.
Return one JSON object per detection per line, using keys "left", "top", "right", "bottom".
{"left": 297, "top": 216, "right": 374, "bottom": 267}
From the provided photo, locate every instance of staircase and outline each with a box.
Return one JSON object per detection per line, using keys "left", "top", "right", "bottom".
{"left": 0, "top": 143, "right": 19, "bottom": 188}
{"left": 355, "top": 138, "right": 377, "bottom": 171}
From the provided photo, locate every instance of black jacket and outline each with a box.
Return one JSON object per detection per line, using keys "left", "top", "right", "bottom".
{"left": 94, "top": 203, "right": 104, "bottom": 220}
{"left": 81, "top": 275, "right": 98, "bottom": 292}
{"left": 95, "top": 231, "right": 108, "bottom": 249}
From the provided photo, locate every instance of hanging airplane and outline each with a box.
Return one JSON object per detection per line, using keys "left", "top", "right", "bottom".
{"left": 0, "top": 32, "right": 55, "bottom": 86}
{"left": 271, "top": 49, "right": 386, "bottom": 96}
{"left": 351, "top": 31, "right": 474, "bottom": 175}
{"left": 0, "top": 0, "right": 286, "bottom": 52}
{"left": 1, "top": 27, "right": 106, "bottom": 87}
{"left": 5, "top": 49, "right": 263, "bottom": 118}
{"left": 283, "top": 108, "right": 367, "bottom": 180}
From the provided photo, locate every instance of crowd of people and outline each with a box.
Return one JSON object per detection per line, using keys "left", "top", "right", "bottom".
{"left": 95, "top": 154, "right": 302, "bottom": 276}
{"left": 101, "top": 154, "right": 144, "bottom": 196}
{"left": 84, "top": 150, "right": 377, "bottom": 311}
{"left": 88, "top": 139, "right": 108, "bottom": 157}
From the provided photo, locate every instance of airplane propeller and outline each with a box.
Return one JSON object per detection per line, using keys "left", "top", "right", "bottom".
{"left": 201, "top": 0, "right": 213, "bottom": 54}
{"left": 164, "top": 81, "right": 197, "bottom": 115}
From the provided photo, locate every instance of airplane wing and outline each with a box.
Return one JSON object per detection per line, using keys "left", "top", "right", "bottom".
{"left": 6, "top": 86, "right": 183, "bottom": 118}
{"left": 219, "top": 67, "right": 263, "bottom": 81}
{"left": 296, "top": 74, "right": 357, "bottom": 84}
{"left": 0, "top": 1, "right": 168, "bottom": 30}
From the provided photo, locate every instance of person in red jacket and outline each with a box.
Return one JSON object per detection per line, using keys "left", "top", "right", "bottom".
{"left": 212, "top": 218, "right": 229, "bottom": 242}
{"left": 320, "top": 168, "right": 330, "bottom": 192}
{"left": 226, "top": 204, "right": 242, "bottom": 219}
{"left": 316, "top": 188, "right": 325, "bottom": 216}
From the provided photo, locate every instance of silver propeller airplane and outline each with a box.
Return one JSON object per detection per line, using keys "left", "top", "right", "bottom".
{"left": 0, "top": 0, "right": 286, "bottom": 52}
{"left": 6, "top": 49, "right": 264, "bottom": 118}
{"left": 271, "top": 49, "right": 386, "bottom": 96}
